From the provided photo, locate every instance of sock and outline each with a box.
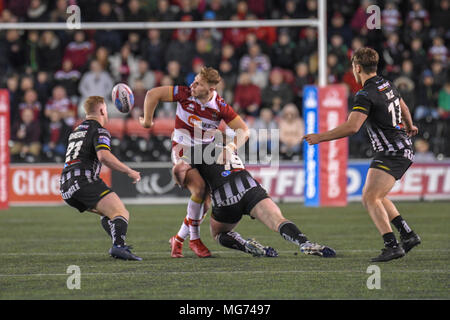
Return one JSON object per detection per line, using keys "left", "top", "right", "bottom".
{"left": 100, "top": 216, "right": 112, "bottom": 238}
{"left": 278, "top": 221, "right": 308, "bottom": 246}
{"left": 382, "top": 232, "right": 398, "bottom": 248}
{"left": 110, "top": 216, "right": 128, "bottom": 247}
{"left": 217, "top": 231, "right": 247, "bottom": 252}
{"left": 391, "top": 215, "right": 413, "bottom": 238}
{"left": 175, "top": 218, "right": 190, "bottom": 242}
{"left": 187, "top": 196, "right": 203, "bottom": 240}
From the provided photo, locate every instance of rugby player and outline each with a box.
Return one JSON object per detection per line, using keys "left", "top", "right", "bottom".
{"left": 304, "top": 47, "right": 421, "bottom": 262}
{"left": 140, "top": 67, "right": 248, "bottom": 258}
{"left": 196, "top": 147, "right": 337, "bottom": 258}
{"left": 60, "top": 96, "right": 142, "bottom": 261}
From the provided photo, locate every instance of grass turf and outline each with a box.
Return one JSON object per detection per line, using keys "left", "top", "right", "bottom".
{"left": 0, "top": 202, "right": 448, "bottom": 300}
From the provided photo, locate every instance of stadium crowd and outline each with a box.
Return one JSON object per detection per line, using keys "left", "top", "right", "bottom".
{"left": 0, "top": 0, "right": 448, "bottom": 163}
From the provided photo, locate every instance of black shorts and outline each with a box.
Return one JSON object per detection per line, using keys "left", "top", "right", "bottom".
{"left": 60, "top": 178, "right": 113, "bottom": 212}
{"left": 211, "top": 185, "right": 270, "bottom": 224}
{"left": 370, "top": 152, "right": 413, "bottom": 180}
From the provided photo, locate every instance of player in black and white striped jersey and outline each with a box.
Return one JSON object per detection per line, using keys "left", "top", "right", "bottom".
{"left": 304, "top": 47, "right": 421, "bottom": 262}
{"left": 60, "top": 96, "right": 142, "bottom": 261}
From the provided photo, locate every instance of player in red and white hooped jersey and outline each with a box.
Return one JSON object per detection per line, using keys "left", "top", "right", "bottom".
{"left": 140, "top": 67, "right": 249, "bottom": 258}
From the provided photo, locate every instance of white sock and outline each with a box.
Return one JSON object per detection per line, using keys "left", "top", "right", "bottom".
{"left": 187, "top": 196, "right": 203, "bottom": 240}
{"left": 176, "top": 217, "right": 190, "bottom": 241}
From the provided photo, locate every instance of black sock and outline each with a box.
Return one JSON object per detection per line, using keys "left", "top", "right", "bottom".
{"left": 391, "top": 215, "right": 413, "bottom": 238}
{"left": 278, "top": 221, "right": 308, "bottom": 246}
{"left": 101, "top": 216, "right": 112, "bottom": 238}
{"left": 217, "top": 231, "right": 247, "bottom": 252}
{"left": 382, "top": 232, "right": 398, "bottom": 248}
{"left": 110, "top": 216, "right": 128, "bottom": 247}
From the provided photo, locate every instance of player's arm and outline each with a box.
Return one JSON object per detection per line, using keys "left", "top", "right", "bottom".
{"left": 97, "top": 149, "right": 141, "bottom": 183}
{"left": 399, "top": 98, "right": 418, "bottom": 137}
{"left": 225, "top": 116, "right": 250, "bottom": 152}
{"left": 303, "top": 111, "right": 367, "bottom": 145}
{"left": 139, "top": 86, "right": 174, "bottom": 128}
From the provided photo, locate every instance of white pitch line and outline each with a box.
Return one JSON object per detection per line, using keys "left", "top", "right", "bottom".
{"left": 0, "top": 269, "right": 449, "bottom": 278}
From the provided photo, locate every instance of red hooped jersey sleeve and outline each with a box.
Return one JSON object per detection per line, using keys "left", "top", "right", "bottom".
{"left": 217, "top": 96, "right": 238, "bottom": 124}
{"left": 172, "top": 86, "right": 191, "bottom": 102}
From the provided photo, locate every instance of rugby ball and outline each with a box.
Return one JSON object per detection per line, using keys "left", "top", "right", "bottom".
{"left": 112, "top": 83, "right": 134, "bottom": 113}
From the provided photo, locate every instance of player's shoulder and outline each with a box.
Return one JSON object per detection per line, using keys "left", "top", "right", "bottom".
{"left": 215, "top": 92, "right": 232, "bottom": 111}
{"left": 173, "top": 85, "right": 192, "bottom": 100}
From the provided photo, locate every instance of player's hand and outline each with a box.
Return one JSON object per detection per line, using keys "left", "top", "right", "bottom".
{"left": 139, "top": 116, "right": 153, "bottom": 128}
{"left": 303, "top": 133, "right": 321, "bottom": 145}
{"left": 406, "top": 125, "right": 418, "bottom": 137}
{"left": 127, "top": 169, "right": 141, "bottom": 184}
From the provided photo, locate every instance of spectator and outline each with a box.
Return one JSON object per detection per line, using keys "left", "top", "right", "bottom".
{"left": 247, "top": 60, "right": 268, "bottom": 89}
{"left": 94, "top": 46, "right": 111, "bottom": 73}
{"left": 261, "top": 68, "right": 294, "bottom": 112}
{"left": 166, "top": 29, "right": 195, "bottom": 74}
{"left": 125, "top": 0, "right": 146, "bottom": 21}
{"left": 293, "top": 62, "right": 313, "bottom": 105}
{"left": 141, "top": 29, "right": 167, "bottom": 71}
{"left": 382, "top": 33, "right": 404, "bottom": 74}
{"left": 428, "top": 37, "right": 448, "bottom": 64}
{"left": 430, "top": 61, "right": 447, "bottom": 89}
{"left": 42, "top": 109, "right": 71, "bottom": 162}
{"left": 63, "top": 31, "right": 95, "bottom": 71}
{"left": 54, "top": 59, "right": 81, "bottom": 99}
{"left": 222, "top": 15, "right": 248, "bottom": 49}
{"left": 409, "top": 38, "right": 427, "bottom": 75}
{"left": 45, "top": 86, "right": 77, "bottom": 127}
{"left": 129, "top": 59, "right": 156, "bottom": 90}
{"left": 249, "top": 108, "right": 278, "bottom": 158}
{"left": 279, "top": 103, "right": 304, "bottom": 159}
{"left": 109, "top": 43, "right": 139, "bottom": 83}
{"left": 239, "top": 43, "right": 271, "bottom": 74}
{"left": 438, "top": 81, "right": 450, "bottom": 119}
{"left": 24, "top": 30, "right": 40, "bottom": 73}
{"left": 50, "top": 0, "right": 69, "bottom": 22}
{"left": 94, "top": 1, "right": 122, "bottom": 53}
{"left": 186, "top": 58, "right": 205, "bottom": 85}
{"left": 10, "top": 108, "right": 41, "bottom": 162}
{"left": 294, "top": 27, "right": 317, "bottom": 62}
{"left": 131, "top": 79, "right": 146, "bottom": 112}
{"left": 166, "top": 60, "right": 186, "bottom": 85}
{"left": 414, "top": 70, "right": 440, "bottom": 121}
{"left": 407, "top": 0, "right": 430, "bottom": 27}
{"left": 176, "top": 0, "right": 201, "bottom": 21}
{"left": 38, "top": 31, "right": 62, "bottom": 73}
{"left": 18, "top": 89, "right": 41, "bottom": 121}
{"left": 328, "top": 34, "right": 348, "bottom": 67}
{"left": 431, "top": 0, "right": 449, "bottom": 37}
{"left": 35, "top": 71, "right": 51, "bottom": 107}
{"left": 270, "top": 30, "right": 295, "bottom": 70}
{"left": 153, "top": 0, "right": 177, "bottom": 42}
{"left": 78, "top": 60, "right": 114, "bottom": 117}
{"left": 233, "top": 72, "right": 261, "bottom": 116}
{"left": 206, "top": 0, "right": 232, "bottom": 21}
{"left": 382, "top": 1, "right": 402, "bottom": 35}
{"left": 413, "top": 138, "right": 436, "bottom": 162}
{"left": 328, "top": 12, "right": 352, "bottom": 47}
{"left": 6, "top": 74, "right": 20, "bottom": 125}
{"left": 193, "top": 37, "right": 218, "bottom": 69}
{"left": 26, "top": 0, "right": 49, "bottom": 22}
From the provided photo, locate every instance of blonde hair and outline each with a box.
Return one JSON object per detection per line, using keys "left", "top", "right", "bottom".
{"left": 83, "top": 96, "right": 105, "bottom": 115}
{"left": 199, "top": 66, "right": 221, "bottom": 86}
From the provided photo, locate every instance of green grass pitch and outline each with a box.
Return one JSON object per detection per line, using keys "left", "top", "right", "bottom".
{"left": 0, "top": 202, "right": 449, "bottom": 300}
